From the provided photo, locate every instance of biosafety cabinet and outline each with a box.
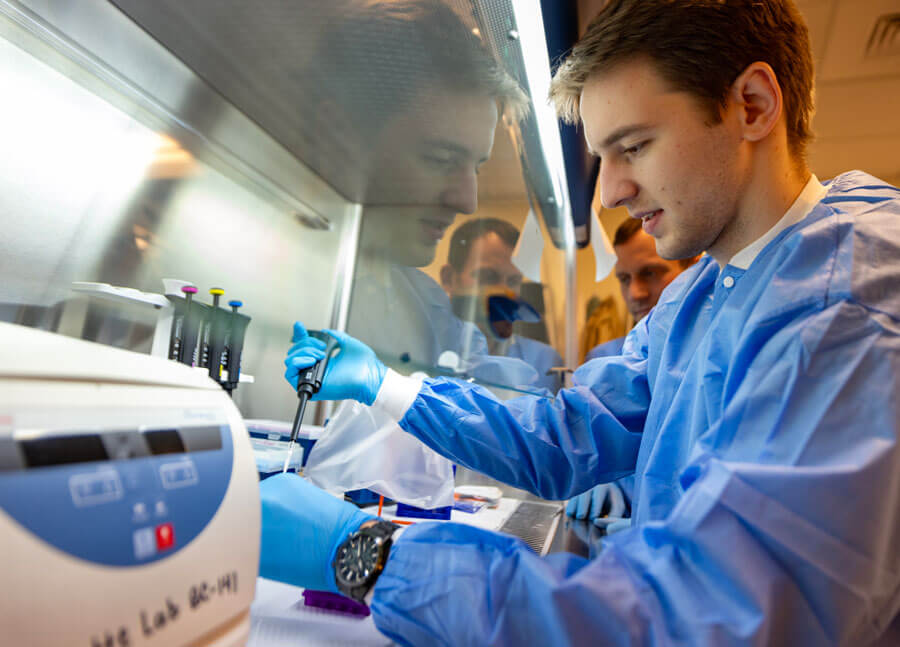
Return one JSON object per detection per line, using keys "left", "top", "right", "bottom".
{"left": 0, "top": 1, "right": 582, "bottom": 645}
{"left": 0, "top": 0, "right": 586, "bottom": 414}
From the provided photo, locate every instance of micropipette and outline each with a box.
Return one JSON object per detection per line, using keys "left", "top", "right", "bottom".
{"left": 199, "top": 288, "right": 224, "bottom": 371}
{"left": 283, "top": 331, "right": 339, "bottom": 473}
{"left": 223, "top": 300, "right": 250, "bottom": 396}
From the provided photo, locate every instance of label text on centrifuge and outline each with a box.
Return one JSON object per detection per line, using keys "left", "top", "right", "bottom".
{"left": 139, "top": 596, "right": 180, "bottom": 637}
{"left": 188, "top": 570, "right": 239, "bottom": 609}
{"left": 88, "top": 569, "right": 239, "bottom": 645}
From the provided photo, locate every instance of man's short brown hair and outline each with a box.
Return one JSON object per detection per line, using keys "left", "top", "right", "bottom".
{"left": 549, "top": 0, "right": 814, "bottom": 159}
{"left": 447, "top": 217, "right": 520, "bottom": 272}
{"left": 315, "top": 0, "right": 528, "bottom": 128}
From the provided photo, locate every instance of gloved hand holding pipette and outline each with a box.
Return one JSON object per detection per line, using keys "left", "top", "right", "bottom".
{"left": 284, "top": 322, "right": 386, "bottom": 405}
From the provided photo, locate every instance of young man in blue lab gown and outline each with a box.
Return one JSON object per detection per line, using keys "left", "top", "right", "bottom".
{"left": 262, "top": 1, "right": 900, "bottom": 644}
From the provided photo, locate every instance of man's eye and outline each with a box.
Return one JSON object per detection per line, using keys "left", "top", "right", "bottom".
{"left": 475, "top": 269, "right": 500, "bottom": 284}
{"left": 623, "top": 142, "right": 647, "bottom": 156}
{"left": 424, "top": 156, "right": 456, "bottom": 169}
{"left": 484, "top": 271, "right": 501, "bottom": 284}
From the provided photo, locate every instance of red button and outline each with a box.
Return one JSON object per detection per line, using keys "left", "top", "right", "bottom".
{"left": 155, "top": 523, "right": 175, "bottom": 551}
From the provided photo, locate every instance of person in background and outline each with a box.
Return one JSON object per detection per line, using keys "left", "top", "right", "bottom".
{"left": 570, "top": 219, "right": 699, "bottom": 526}
{"left": 586, "top": 218, "right": 698, "bottom": 360}
{"left": 267, "top": 1, "right": 900, "bottom": 643}
{"left": 440, "top": 217, "right": 563, "bottom": 393}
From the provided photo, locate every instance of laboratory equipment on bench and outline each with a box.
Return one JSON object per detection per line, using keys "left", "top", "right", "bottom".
{"left": 0, "top": 322, "right": 260, "bottom": 647}
{"left": 245, "top": 419, "right": 324, "bottom": 479}
{"left": 284, "top": 330, "right": 339, "bottom": 473}
{"left": 169, "top": 284, "right": 205, "bottom": 365}
{"left": 222, "top": 300, "right": 251, "bottom": 395}
{"left": 70, "top": 280, "right": 254, "bottom": 395}
{"left": 198, "top": 287, "right": 225, "bottom": 376}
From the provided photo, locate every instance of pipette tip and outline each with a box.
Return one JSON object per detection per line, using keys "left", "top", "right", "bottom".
{"left": 282, "top": 441, "right": 295, "bottom": 473}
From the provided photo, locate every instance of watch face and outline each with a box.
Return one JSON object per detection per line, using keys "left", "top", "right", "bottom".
{"left": 336, "top": 534, "right": 380, "bottom": 586}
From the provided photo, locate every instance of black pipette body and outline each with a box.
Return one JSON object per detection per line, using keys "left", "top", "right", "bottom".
{"left": 224, "top": 300, "right": 250, "bottom": 395}
{"left": 177, "top": 285, "right": 198, "bottom": 365}
{"left": 288, "top": 331, "right": 339, "bottom": 446}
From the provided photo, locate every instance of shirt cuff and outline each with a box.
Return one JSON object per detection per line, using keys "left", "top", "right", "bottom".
{"left": 371, "top": 369, "right": 423, "bottom": 421}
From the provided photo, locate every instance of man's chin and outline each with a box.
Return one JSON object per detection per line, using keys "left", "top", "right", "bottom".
{"left": 397, "top": 242, "right": 438, "bottom": 268}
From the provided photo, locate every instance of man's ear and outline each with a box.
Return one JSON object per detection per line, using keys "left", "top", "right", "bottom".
{"left": 729, "top": 61, "right": 783, "bottom": 143}
{"left": 439, "top": 264, "right": 455, "bottom": 292}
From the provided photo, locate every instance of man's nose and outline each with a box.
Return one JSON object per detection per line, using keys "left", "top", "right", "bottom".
{"left": 598, "top": 160, "right": 638, "bottom": 210}
{"left": 629, "top": 279, "right": 650, "bottom": 302}
{"left": 441, "top": 168, "right": 479, "bottom": 215}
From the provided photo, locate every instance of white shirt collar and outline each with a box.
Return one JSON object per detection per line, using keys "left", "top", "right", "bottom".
{"left": 728, "top": 174, "right": 827, "bottom": 270}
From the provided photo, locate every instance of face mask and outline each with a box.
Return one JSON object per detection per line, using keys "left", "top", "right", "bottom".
{"left": 451, "top": 293, "right": 541, "bottom": 340}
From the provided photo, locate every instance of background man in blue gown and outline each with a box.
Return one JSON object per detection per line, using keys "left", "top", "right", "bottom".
{"left": 266, "top": 1, "right": 900, "bottom": 644}
{"left": 586, "top": 218, "right": 698, "bottom": 361}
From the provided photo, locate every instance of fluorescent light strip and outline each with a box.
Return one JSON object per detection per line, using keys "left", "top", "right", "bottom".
{"left": 510, "top": 0, "right": 571, "bottom": 218}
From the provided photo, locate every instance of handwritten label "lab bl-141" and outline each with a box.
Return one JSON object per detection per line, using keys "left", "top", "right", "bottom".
{"left": 89, "top": 570, "right": 239, "bottom": 647}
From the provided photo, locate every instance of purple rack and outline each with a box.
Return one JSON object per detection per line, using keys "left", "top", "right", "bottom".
{"left": 302, "top": 589, "right": 370, "bottom": 617}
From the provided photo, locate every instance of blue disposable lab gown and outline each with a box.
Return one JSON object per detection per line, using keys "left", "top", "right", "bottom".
{"left": 371, "top": 172, "right": 900, "bottom": 646}
{"left": 584, "top": 334, "right": 625, "bottom": 362}
{"left": 349, "top": 266, "right": 550, "bottom": 392}
{"left": 349, "top": 266, "right": 490, "bottom": 367}
{"left": 583, "top": 334, "right": 635, "bottom": 506}
{"left": 506, "top": 335, "right": 563, "bottom": 392}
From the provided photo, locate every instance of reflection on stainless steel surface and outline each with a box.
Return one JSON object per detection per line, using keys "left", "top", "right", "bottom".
{"left": 557, "top": 517, "right": 607, "bottom": 560}
{"left": 2, "top": 0, "right": 343, "bottom": 228}
{"left": 0, "top": 0, "right": 577, "bottom": 420}
{"left": 0, "top": 2, "right": 355, "bottom": 422}
{"left": 455, "top": 465, "right": 559, "bottom": 503}
{"left": 104, "top": 0, "right": 568, "bottom": 222}
{"left": 498, "top": 500, "right": 562, "bottom": 556}
{"left": 457, "top": 465, "right": 567, "bottom": 556}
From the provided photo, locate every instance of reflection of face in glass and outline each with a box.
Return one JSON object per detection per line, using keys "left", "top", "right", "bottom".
{"left": 443, "top": 231, "right": 523, "bottom": 295}
{"left": 442, "top": 230, "right": 526, "bottom": 340}
{"left": 359, "top": 87, "right": 499, "bottom": 268}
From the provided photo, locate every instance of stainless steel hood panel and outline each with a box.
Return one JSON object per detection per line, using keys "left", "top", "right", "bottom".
{"left": 109, "top": 0, "right": 361, "bottom": 197}
{"left": 5, "top": 0, "right": 349, "bottom": 227}
{"left": 107, "top": 0, "right": 568, "bottom": 233}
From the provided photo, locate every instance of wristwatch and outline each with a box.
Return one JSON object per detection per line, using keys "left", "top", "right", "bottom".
{"left": 333, "top": 520, "right": 398, "bottom": 602}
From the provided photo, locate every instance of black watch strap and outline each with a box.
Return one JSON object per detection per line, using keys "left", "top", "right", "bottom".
{"left": 334, "top": 520, "right": 399, "bottom": 602}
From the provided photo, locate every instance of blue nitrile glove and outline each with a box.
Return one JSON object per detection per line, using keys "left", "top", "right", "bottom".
{"left": 259, "top": 473, "right": 375, "bottom": 593}
{"left": 565, "top": 482, "right": 626, "bottom": 523}
{"left": 283, "top": 322, "right": 387, "bottom": 405}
